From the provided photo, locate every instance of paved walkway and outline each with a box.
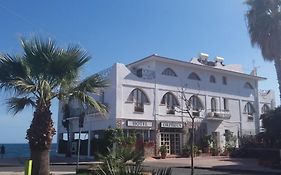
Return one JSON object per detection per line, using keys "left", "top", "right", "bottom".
{"left": 0, "top": 156, "right": 281, "bottom": 174}
{"left": 143, "top": 156, "right": 281, "bottom": 174}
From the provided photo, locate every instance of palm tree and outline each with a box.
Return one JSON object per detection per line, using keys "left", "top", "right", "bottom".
{"left": 245, "top": 0, "right": 281, "bottom": 100}
{"left": 0, "top": 37, "right": 107, "bottom": 175}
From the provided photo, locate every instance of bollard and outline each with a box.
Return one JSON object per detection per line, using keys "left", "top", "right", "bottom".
{"left": 24, "top": 160, "right": 32, "bottom": 175}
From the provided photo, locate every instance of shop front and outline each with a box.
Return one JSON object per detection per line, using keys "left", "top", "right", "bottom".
{"left": 159, "top": 121, "right": 183, "bottom": 155}
{"left": 117, "top": 119, "right": 156, "bottom": 156}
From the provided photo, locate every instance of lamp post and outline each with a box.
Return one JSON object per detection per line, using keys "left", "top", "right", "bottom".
{"left": 76, "top": 112, "right": 85, "bottom": 169}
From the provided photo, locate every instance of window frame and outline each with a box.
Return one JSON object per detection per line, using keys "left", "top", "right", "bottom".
{"left": 222, "top": 76, "right": 227, "bottom": 85}
{"left": 244, "top": 102, "right": 255, "bottom": 121}
{"left": 162, "top": 68, "right": 177, "bottom": 77}
{"left": 127, "top": 88, "right": 150, "bottom": 113}
{"left": 189, "top": 95, "right": 204, "bottom": 111}
{"left": 261, "top": 104, "right": 270, "bottom": 114}
{"left": 210, "top": 75, "right": 216, "bottom": 83}
{"left": 188, "top": 72, "right": 201, "bottom": 81}
{"left": 161, "top": 92, "right": 179, "bottom": 114}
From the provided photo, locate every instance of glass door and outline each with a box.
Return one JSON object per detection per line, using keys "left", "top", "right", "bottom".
{"left": 160, "top": 132, "right": 181, "bottom": 155}
{"left": 160, "top": 133, "right": 170, "bottom": 154}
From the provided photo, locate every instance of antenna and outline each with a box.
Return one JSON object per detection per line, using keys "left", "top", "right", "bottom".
{"left": 251, "top": 60, "right": 260, "bottom": 76}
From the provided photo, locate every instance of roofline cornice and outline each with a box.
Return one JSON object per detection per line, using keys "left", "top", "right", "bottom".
{"left": 126, "top": 55, "right": 266, "bottom": 81}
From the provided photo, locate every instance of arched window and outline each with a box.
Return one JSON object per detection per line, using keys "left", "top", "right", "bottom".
{"left": 162, "top": 68, "right": 177, "bottom": 77}
{"left": 189, "top": 95, "right": 204, "bottom": 111}
{"left": 244, "top": 82, "right": 254, "bottom": 89}
{"left": 211, "top": 98, "right": 217, "bottom": 112}
{"left": 128, "top": 88, "right": 150, "bottom": 112}
{"left": 261, "top": 104, "right": 270, "bottom": 114}
{"left": 210, "top": 75, "right": 216, "bottom": 83}
{"left": 161, "top": 92, "right": 179, "bottom": 114}
{"left": 244, "top": 102, "right": 255, "bottom": 115}
{"left": 188, "top": 72, "right": 201, "bottom": 81}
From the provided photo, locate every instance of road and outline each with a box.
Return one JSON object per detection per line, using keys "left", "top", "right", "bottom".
{"left": 0, "top": 165, "right": 274, "bottom": 175}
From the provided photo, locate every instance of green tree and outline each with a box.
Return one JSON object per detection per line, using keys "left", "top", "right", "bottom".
{"left": 261, "top": 107, "right": 281, "bottom": 147}
{"left": 245, "top": 0, "right": 281, "bottom": 100}
{"left": 176, "top": 88, "right": 202, "bottom": 175}
{"left": 0, "top": 37, "right": 107, "bottom": 175}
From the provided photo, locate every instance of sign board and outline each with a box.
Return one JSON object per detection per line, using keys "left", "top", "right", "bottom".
{"left": 161, "top": 122, "right": 183, "bottom": 128}
{"left": 127, "top": 120, "right": 153, "bottom": 127}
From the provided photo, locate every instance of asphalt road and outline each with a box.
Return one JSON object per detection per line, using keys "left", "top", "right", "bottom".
{"left": 0, "top": 165, "right": 273, "bottom": 175}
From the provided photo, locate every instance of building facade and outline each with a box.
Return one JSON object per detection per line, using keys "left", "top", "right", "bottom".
{"left": 57, "top": 54, "right": 275, "bottom": 157}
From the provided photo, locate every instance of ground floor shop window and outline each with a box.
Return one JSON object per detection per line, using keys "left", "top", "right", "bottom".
{"left": 123, "top": 129, "right": 155, "bottom": 142}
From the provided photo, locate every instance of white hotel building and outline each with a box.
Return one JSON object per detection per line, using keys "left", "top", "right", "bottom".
{"left": 57, "top": 54, "right": 275, "bottom": 157}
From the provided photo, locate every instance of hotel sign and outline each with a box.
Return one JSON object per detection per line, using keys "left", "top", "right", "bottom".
{"left": 127, "top": 120, "right": 153, "bottom": 127}
{"left": 161, "top": 122, "right": 183, "bottom": 128}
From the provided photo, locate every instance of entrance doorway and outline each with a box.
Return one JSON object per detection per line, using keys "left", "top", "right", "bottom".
{"left": 160, "top": 133, "right": 181, "bottom": 154}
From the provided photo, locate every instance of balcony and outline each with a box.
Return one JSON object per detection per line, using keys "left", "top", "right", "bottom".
{"left": 206, "top": 109, "right": 231, "bottom": 121}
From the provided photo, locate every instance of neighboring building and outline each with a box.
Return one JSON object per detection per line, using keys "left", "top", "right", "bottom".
{"left": 57, "top": 54, "right": 275, "bottom": 157}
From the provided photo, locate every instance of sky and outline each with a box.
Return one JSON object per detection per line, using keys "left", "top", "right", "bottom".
{"left": 0, "top": 0, "right": 278, "bottom": 143}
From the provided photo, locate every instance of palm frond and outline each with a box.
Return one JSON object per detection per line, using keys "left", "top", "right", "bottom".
{"left": 65, "top": 44, "right": 91, "bottom": 67}
{"left": 47, "top": 45, "right": 91, "bottom": 89}
{"left": 75, "top": 74, "right": 108, "bottom": 93}
{"left": 6, "top": 97, "right": 35, "bottom": 115}
{"left": 0, "top": 54, "right": 32, "bottom": 94}
{"left": 152, "top": 167, "right": 172, "bottom": 175}
{"left": 21, "top": 37, "right": 60, "bottom": 75}
{"left": 11, "top": 77, "right": 36, "bottom": 93}
{"left": 245, "top": 0, "right": 281, "bottom": 61}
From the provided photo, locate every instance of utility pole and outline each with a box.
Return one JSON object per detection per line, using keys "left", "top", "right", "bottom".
{"left": 76, "top": 112, "right": 85, "bottom": 169}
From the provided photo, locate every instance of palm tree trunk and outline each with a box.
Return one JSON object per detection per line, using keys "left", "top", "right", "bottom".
{"left": 31, "top": 149, "right": 50, "bottom": 175}
{"left": 26, "top": 101, "right": 56, "bottom": 175}
{"left": 274, "top": 58, "right": 281, "bottom": 102}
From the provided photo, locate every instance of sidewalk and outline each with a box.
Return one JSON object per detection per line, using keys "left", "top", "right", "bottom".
{"left": 143, "top": 156, "right": 281, "bottom": 174}
{"left": 1, "top": 156, "right": 281, "bottom": 174}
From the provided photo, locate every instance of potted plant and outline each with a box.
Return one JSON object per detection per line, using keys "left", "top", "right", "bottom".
{"left": 159, "top": 145, "right": 167, "bottom": 159}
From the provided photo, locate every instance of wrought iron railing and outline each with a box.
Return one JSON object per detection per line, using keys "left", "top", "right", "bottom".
{"left": 206, "top": 109, "right": 231, "bottom": 120}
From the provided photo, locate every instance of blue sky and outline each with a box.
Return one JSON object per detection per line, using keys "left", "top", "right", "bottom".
{"left": 0, "top": 0, "right": 278, "bottom": 143}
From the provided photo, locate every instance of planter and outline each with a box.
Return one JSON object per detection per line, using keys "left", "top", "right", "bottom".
{"left": 159, "top": 145, "right": 167, "bottom": 159}
{"left": 161, "top": 153, "right": 167, "bottom": 159}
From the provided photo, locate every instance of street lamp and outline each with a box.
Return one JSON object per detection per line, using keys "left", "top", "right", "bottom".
{"left": 76, "top": 112, "right": 85, "bottom": 169}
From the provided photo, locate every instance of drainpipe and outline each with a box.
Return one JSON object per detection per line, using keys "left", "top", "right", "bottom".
{"left": 153, "top": 68, "right": 157, "bottom": 156}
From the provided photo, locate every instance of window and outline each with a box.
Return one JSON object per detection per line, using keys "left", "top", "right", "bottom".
{"left": 162, "top": 68, "right": 177, "bottom": 77}
{"left": 210, "top": 75, "right": 216, "bottom": 83}
{"left": 136, "top": 69, "right": 142, "bottom": 77}
{"left": 222, "top": 76, "right": 227, "bottom": 85}
{"left": 189, "top": 95, "right": 203, "bottom": 111}
{"left": 161, "top": 92, "right": 179, "bottom": 114}
{"left": 211, "top": 98, "right": 217, "bottom": 112}
{"left": 223, "top": 98, "right": 229, "bottom": 111}
{"left": 244, "top": 82, "right": 254, "bottom": 89}
{"left": 127, "top": 88, "right": 150, "bottom": 112}
{"left": 188, "top": 72, "right": 201, "bottom": 81}
{"left": 244, "top": 102, "right": 255, "bottom": 115}
{"left": 244, "top": 102, "right": 255, "bottom": 121}
{"left": 261, "top": 104, "right": 270, "bottom": 114}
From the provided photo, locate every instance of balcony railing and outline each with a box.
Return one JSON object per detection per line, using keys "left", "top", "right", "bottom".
{"left": 206, "top": 109, "right": 231, "bottom": 120}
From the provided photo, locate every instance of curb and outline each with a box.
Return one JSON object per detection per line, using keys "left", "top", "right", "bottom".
{"left": 173, "top": 166, "right": 281, "bottom": 175}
